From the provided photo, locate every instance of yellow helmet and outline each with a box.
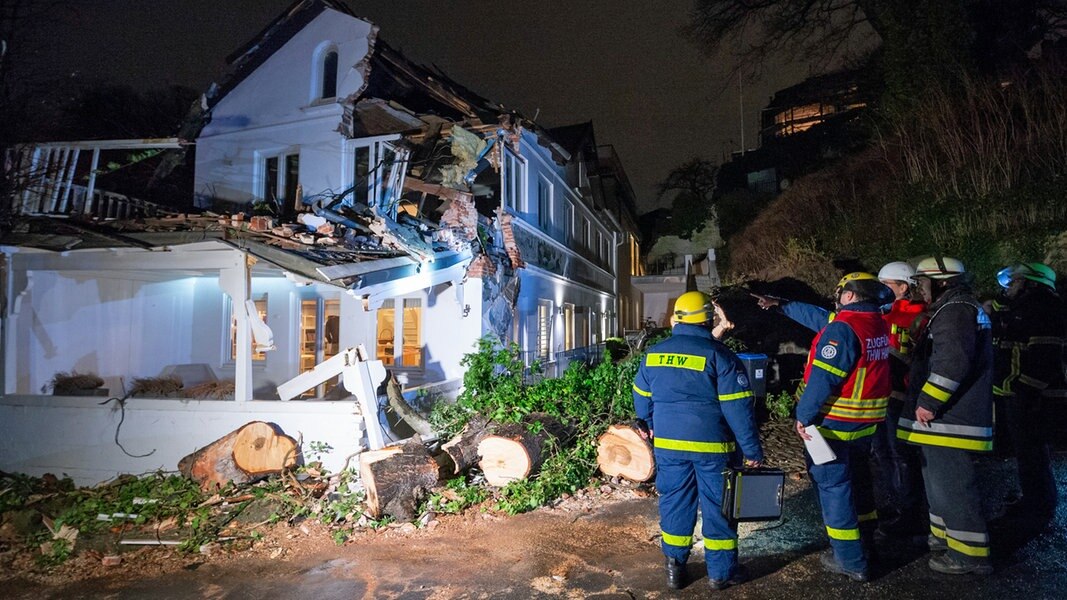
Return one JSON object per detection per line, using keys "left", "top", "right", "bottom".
{"left": 835, "top": 272, "right": 878, "bottom": 294}
{"left": 673, "top": 291, "right": 712, "bottom": 324}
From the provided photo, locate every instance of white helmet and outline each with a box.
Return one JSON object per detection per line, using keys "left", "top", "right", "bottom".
{"left": 878, "top": 261, "right": 916, "bottom": 284}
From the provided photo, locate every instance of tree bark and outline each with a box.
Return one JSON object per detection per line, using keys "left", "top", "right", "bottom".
{"left": 596, "top": 424, "right": 655, "bottom": 482}
{"left": 440, "top": 414, "right": 491, "bottom": 475}
{"left": 385, "top": 374, "right": 435, "bottom": 438}
{"left": 359, "top": 435, "right": 439, "bottom": 520}
{"left": 477, "top": 413, "right": 574, "bottom": 487}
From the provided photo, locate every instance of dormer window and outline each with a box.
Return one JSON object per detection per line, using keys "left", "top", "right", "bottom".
{"left": 311, "top": 43, "right": 339, "bottom": 103}
{"left": 321, "top": 50, "right": 338, "bottom": 99}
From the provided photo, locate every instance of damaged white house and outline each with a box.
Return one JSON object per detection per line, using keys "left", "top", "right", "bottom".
{"left": 0, "top": 0, "right": 644, "bottom": 483}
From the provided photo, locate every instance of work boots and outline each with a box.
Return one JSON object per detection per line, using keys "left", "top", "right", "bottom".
{"left": 928, "top": 552, "right": 993, "bottom": 576}
{"left": 819, "top": 549, "right": 869, "bottom": 582}
{"left": 665, "top": 557, "right": 687, "bottom": 590}
{"left": 708, "top": 564, "right": 749, "bottom": 591}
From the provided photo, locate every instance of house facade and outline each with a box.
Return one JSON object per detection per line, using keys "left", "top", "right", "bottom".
{"left": 0, "top": 0, "right": 643, "bottom": 482}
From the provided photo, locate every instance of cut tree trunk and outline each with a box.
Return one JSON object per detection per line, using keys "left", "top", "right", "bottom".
{"left": 440, "top": 415, "right": 491, "bottom": 475}
{"left": 178, "top": 421, "right": 299, "bottom": 490}
{"left": 360, "top": 435, "right": 439, "bottom": 520}
{"left": 477, "top": 413, "right": 574, "bottom": 487}
{"left": 232, "top": 421, "right": 299, "bottom": 475}
{"left": 596, "top": 424, "right": 655, "bottom": 482}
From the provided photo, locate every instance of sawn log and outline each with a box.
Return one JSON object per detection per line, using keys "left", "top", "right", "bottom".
{"left": 596, "top": 424, "right": 655, "bottom": 482}
{"left": 440, "top": 414, "right": 491, "bottom": 475}
{"left": 359, "top": 435, "right": 439, "bottom": 520}
{"left": 178, "top": 421, "right": 299, "bottom": 490}
{"left": 477, "top": 413, "right": 574, "bottom": 487}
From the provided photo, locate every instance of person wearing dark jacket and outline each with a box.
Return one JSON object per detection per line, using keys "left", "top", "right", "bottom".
{"left": 897, "top": 256, "right": 994, "bottom": 576}
{"left": 632, "top": 291, "right": 764, "bottom": 592}
{"left": 990, "top": 262, "right": 1064, "bottom": 523}
{"left": 754, "top": 273, "right": 893, "bottom": 583}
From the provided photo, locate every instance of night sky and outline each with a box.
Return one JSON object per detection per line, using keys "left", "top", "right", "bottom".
{"left": 25, "top": 0, "right": 822, "bottom": 212}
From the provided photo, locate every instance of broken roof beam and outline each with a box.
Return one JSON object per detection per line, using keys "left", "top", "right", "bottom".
{"left": 402, "top": 177, "right": 473, "bottom": 204}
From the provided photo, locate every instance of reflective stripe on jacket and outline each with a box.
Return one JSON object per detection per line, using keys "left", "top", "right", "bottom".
{"left": 897, "top": 287, "right": 994, "bottom": 452}
{"left": 802, "top": 310, "right": 892, "bottom": 425}
{"left": 632, "top": 323, "right": 763, "bottom": 462}
{"left": 990, "top": 285, "right": 1066, "bottom": 397}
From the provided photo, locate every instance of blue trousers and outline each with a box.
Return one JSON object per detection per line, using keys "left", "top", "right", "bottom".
{"left": 655, "top": 453, "right": 739, "bottom": 580}
{"left": 871, "top": 398, "right": 926, "bottom": 521}
{"left": 807, "top": 435, "right": 875, "bottom": 573}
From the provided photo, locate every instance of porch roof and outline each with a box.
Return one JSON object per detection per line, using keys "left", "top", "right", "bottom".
{"left": 0, "top": 215, "right": 469, "bottom": 291}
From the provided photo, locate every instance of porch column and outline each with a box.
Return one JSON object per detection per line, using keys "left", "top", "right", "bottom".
{"left": 220, "top": 255, "right": 253, "bottom": 402}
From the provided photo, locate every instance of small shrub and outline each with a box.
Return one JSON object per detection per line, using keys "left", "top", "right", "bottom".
{"left": 765, "top": 390, "right": 795, "bottom": 421}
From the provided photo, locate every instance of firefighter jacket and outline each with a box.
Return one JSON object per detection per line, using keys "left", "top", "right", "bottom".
{"left": 632, "top": 323, "right": 764, "bottom": 462}
{"left": 897, "top": 285, "right": 995, "bottom": 452}
{"left": 990, "top": 285, "right": 1066, "bottom": 397}
{"left": 883, "top": 299, "right": 926, "bottom": 397}
{"left": 782, "top": 301, "right": 891, "bottom": 441}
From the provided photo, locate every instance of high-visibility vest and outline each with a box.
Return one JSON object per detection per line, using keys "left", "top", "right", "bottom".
{"left": 883, "top": 299, "right": 925, "bottom": 359}
{"left": 801, "top": 310, "right": 892, "bottom": 424}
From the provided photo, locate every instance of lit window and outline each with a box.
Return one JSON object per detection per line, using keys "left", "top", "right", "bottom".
{"left": 562, "top": 303, "right": 575, "bottom": 351}
{"left": 231, "top": 296, "right": 268, "bottom": 362}
{"left": 376, "top": 298, "right": 423, "bottom": 367}
{"left": 538, "top": 300, "right": 553, "bottom": 361}
{"left": 300, "top": 298, "right": 341, "bottom": 397}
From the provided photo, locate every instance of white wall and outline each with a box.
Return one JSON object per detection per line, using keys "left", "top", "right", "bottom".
{"left": 0, "top": 395, "right": 365, "bottom": 486}
{"left": 503, "top": 130, "right": 618, "bottom": 358}
{"left": 195, "top": 10, "right": 373, "bottom": 206}
{"left": 16, "top": 273, "right": 197, "bottom": 395}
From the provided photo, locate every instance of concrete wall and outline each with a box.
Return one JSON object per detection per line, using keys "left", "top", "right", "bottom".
{"left": 0, "top": 395, "right": 364, "bottom": 486}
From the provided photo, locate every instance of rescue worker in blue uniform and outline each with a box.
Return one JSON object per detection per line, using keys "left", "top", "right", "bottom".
{"left": 990, "top": 262, "right": 1063, "bottom": 524}
{"left": 632, "top": 291, "right": 764, "bottom": 591}
{"left": 897, "top": 257, "right": 995, "bottom": 576}
{"left": 755, "top": 272, "right": 893, "bottom": 582}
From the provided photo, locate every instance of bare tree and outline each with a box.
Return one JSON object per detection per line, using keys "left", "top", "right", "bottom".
{"left": 657, "top": 158, "right": 718, "bottom": 240}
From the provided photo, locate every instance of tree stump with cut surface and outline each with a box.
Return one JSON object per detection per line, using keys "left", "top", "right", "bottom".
{"left": 360, "top": 435, "right": 439, "bottom": 520}
{"left": 596, "top": 424, "right": 655, "bottom": 482}
{"left": 477, "top": 413, "right": 574, "bottom": 487}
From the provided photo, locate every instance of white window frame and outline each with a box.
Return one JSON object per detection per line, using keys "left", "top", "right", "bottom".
{"left": 537, "top": 174, "right": 553, "bottom": 232}
{"left": 345, "top": 137, "right": 404, "bottom": 211}
{"left": 310, "top": 42, "right": 339, "bottom": 103}
{"left": 223, "top": 293, "right": 269, "bottom": 367}
{"left": 375, "top": 296, "right": 424, "bottom": 370}
{"left": 502, "top": 149, "right": 527, "bottom": 212}
{"left": 537, "top": 299, "right": 554, "bottom": 363}
{"left": 255, "top": 148, "right": 300, "bottom": 209}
